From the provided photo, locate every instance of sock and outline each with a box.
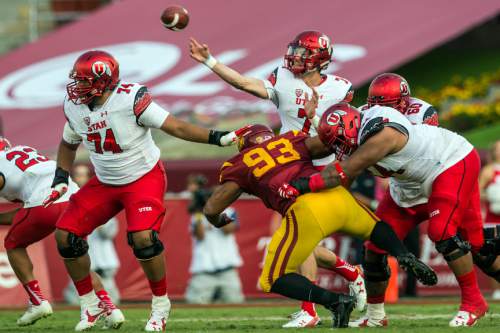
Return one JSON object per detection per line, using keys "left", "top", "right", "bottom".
{"left": 456, "top": 270, "right": 485, "bottom": 312}
{"left": 23, "top": 280, "right": 45, "bottom": 306}
{"left": 301, "top": 281, "right": 317, "bottom": 316}
{"left": 271, "top": 273, "right": 340, "bottom": 306}
{"left": 367, "top": 294, "right": 385, "bottom": 304}
{"left": 74, "top": 274, "right": 93, "bottom": 296}
{"left": 333, "top": 258, "right": 359, "bottom": 282}
{"left": 366, "top": 303, "right": 386, "bottom": 320}
{"left": 370, "top": 222, "right": 407, "bottom": 257}
{"left": 96, "top": 289, "right": 116, "bottom": 310}
{"left": 148, "top": 276, "right": 167, "bottom": 296}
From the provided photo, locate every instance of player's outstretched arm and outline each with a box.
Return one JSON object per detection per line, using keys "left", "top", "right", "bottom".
{"left": 189, "top": 37, "right": 269, "bottom": 99}
{"left": 203, "top": 181, "right": 243, "bottom": 228}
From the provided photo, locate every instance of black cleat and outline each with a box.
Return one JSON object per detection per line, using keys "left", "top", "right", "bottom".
{"left": 325, "top": 294, "right": 356, "bottom": 328}
{"left": 397, "top": 253, "right": 438, "bottom": 286}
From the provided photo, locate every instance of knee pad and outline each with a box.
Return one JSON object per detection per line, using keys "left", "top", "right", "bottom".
{"left": 362, "top": 253, "right": 390, "bottom": 282}
{"left": 472, "top": 252, "right": 500, "bottom": 282}
{"left": 127, "top": 230, "right": 164, "bottom": 260}
{"left": 57, "top": 232, "right": 88, "bottom": 259}
{"left": 480, "top": 225, "right": 500, "bottom": 256}
{"left": 435, "top": 235, "right": 470, "bottom": 262}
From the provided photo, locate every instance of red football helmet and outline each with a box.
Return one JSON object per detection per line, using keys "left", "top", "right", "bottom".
{"left": 0, "top": 137, "right": 11, "bottom": 151}
{"left": 284, "top": 31, "right": 333, "bottom": 75}
{"left": 67, "top": 50, "right": 120, "bottom": 105}
{"left": 318, "top": 103, "right": 361, "bottom": 160}
{"left": 367, "top": 73, "right": 411, "bottom": 113}
{"left": 237, "top": 124, "right": 275, "bottom": 152}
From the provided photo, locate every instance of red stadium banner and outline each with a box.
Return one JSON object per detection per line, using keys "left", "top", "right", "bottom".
{"left": 0, "top": 199, "right": 493, "bottom": 305}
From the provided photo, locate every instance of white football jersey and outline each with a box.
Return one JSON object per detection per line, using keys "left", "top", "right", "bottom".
{"left": 359, "top": 105, "right": 473, "bottom": 207}
{"left": 263, "top": 67, "right": 352, "bottom": 166}
{"left": 360, "top": 97, "right": 438, "bottom": 126}
{"left": 63, "top": 81, "right": 170, "bottom": 185}
{"left": 0, "top": 145, "right": 78, "bottom": 208}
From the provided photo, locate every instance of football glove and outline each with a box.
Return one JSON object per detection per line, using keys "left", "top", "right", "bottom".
{"left": 209, "top": 125, "right": 252, "bottom": 146}
{"left": 43, "top": 167, "right": 69, "bottom": 208}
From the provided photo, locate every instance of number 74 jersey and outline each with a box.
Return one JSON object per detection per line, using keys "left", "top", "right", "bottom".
{"left": 63, "top": 81, "right": 170, "bottom": 185}
{"left": 0, "top": 146, "right": 78, "bottom": 207}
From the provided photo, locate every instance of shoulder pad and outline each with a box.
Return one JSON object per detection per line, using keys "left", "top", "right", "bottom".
{"left": 360, "top": 117, "right": 386, "bottom": 144}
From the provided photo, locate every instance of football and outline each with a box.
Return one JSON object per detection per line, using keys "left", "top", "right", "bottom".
{"left": 161, "top": 5, "right": 189, "bottom": 31}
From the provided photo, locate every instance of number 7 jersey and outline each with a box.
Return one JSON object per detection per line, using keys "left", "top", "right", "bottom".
{"left": 63, "top": 81, "right": 170, "bottom": 185}
{"left": 219, "top": 131, "right": 318, "bottom": 215}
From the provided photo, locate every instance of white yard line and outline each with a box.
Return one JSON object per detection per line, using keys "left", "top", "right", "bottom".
{"left": 166, "top": 313, "right": 500, "bottom": 323}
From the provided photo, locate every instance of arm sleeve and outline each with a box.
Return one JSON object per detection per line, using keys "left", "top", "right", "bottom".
{"left": 137, "top": 101, "right": 170, "bottom": 128}
{"left": 262, "top": 67, "right": 279, "bottom": 106}
{"left": 62, "top": 121, "right": 82, "bottom": 144}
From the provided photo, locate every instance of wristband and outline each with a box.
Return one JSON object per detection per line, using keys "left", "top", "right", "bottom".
{"left": 334, "top": 162, "right": 348, "bottom": 186}
{"left": 203, "top": 55, "right": 218, "bottom": 69}
{"left": 52, "top": 167, "right": 69, "bottom": 187}
{"left": 308, "top": 173, "right": 326, "bottom": 192}
{"left": 311, "top": 115, "right": 320, "bottom": 128}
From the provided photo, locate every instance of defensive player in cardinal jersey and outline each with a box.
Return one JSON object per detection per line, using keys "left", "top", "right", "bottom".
{"left": 0, "top": 138, "right": 123, "bottom": 329}
{"left": 190, "top": 31, "right": 361, "bottom": 327}
{"left": 279, "top": 103, "right": 495, "bottom": 327}
{"left": 202, "top": 125, "right": 436, "bottom": 328}
{"left": 44, "top": 50, "right": 238, "bottom": 332}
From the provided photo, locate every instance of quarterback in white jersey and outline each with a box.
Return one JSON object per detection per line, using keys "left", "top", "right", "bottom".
{"left": 279, "top": 103, "right": 490, "bottom": 327}
{"left": 190, "top": 31, "right": 362, "bottom": 328}
{"left": 44, "top": 50, "right": 239, "bottom": 332}
{"left": 0, "top": 138, "right": 122, "bottom": 328}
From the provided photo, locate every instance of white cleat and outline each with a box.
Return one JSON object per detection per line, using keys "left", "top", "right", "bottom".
{"left": 17, "top": 300, "right": 53, "bottom": 326}
{"left": 449, "top": 310, "right": 485, "bottom": 327}
{"left": 282, "top": 310, "right": 321, "bottom": 328}
{"left": 349, "top": 273, "right": 367, "bottom": 312}
{"left": 102, "top": 308, "right": 125, "bottom": 330}
{"left": 145, "top": 295, "right": 171, "bottom": 332}
{"left": 75, "top": 299, "right": 107, "bottom": 331}
{"left": 348, "top": 315, "right": 388, "bottom": 327}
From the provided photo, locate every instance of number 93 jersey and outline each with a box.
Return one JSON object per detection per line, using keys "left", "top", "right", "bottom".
{"left": 63, "top": 81, "right": 170, "bottom": 185}
{"left": 263, "top": 67, "right": 353, "bottom": 167}
{"left": 0, "top": 146, "right": 78, "bottom": 207}
{"left": 219, "top": 131, "right": 318, "bottom": 215}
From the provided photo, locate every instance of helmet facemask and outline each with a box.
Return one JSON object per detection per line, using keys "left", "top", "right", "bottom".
{"left": 67, "top": 70, "right": 112, "bottom": 105}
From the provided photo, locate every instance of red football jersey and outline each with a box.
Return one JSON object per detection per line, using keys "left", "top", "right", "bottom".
{"left": 220, "top": 131, "right": 318, "bottom": 215}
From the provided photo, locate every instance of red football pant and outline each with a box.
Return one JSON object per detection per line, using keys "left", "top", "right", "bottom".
{"left": 57, "top": 162, "right": 167, "bottom": 236}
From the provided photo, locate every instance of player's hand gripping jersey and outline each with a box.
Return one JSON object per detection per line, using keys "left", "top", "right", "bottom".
{"left": 263, "top": 67, "right": 352, "bottom": 166}
{"left": 220, "top": 131, "right": 318, "bottom": 215}
{"left": 0, "top": 145, "right": 78, "bottom": 207}
{"left": 63, "top": 82, "right": 169, "bottom": 185}
{"left": 360, "top": 105, "right": 472, "bottom": 207}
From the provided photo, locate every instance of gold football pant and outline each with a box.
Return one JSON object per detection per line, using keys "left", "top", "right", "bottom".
{"left": 259, "top": 186, "right": 379, "bottom": 292}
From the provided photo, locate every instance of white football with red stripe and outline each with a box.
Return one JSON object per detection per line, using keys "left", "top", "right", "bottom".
{"left": 161, "top": 5, "right": 189, "bottom": 31}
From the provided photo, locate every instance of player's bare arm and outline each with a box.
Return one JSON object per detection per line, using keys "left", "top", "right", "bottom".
{"left": 56, "top": 139, "right": 80, "bottom": 173}
{"left": 304, "top": 135, "right": 331, "bottom": 159}
{"left": 189, "top": 37, "right": 269, "bottom": 99}
{"left": 203, "top": 181, "right": 243, "bottom": 228}
{"left": 0, "top": 208, "right": 19, "bottom": 225}
{"left": 160, "top": 114, "right": 235, "bottom": 146}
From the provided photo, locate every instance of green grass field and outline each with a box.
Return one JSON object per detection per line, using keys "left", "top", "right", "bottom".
{"left": 0, "top": 301, "right": 498, "bottom": 332}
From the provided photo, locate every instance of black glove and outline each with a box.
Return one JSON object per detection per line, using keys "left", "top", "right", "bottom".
{"left": 208, "top": 130, "right": 230, "bottom": 146}
{"left": 289, "top": 177, "right": 312, "bottom": 195}
{"left": 216, "top": 213, "right": 234, "bottom": 228}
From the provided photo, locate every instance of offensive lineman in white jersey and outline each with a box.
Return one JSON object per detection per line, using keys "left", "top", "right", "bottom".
{"left": 279, "top": 103, "right": 490, "bottom": 327}
{"left": 43, "top": 50, "right": 239, "bottom": 332}
{"left": 0, "top": 138, "right": 123, "bottom": 328}
{"left": 190, "top": 31, "right": 365, "bottom": 328}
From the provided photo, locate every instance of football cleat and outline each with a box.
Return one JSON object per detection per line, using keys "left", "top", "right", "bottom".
{"left": 449, "top": 310, "right": 485, "bottom": 327}
{"left": 397, "top": 253, "right": 438, "bottom": 286}
{"left": 16, "top": 300, "right": 53, "bottom": 326}
{"left": 75, "top": 299, "right": 107, "bottom": 331}
{"left": 282, "top": 310, "right": 321, "bottom": 328}
{"left": 145, "top": 295, "right": 171, "bottom": 332}
{"left": 349, "top": 315, "right": 388, "bottom": 327}
{"left": 102, "top": 308, "right": 125, "bottom": 330}
{"left": 348, "top": 270, "right": 367, "bottom": 312}
{"left": 325, "top": 294, "right": 356, "bottom": 328}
